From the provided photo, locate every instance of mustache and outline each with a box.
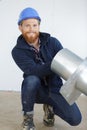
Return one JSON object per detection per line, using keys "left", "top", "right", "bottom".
{"left": 27, "top": 31, "right": 36, "bottom": 33}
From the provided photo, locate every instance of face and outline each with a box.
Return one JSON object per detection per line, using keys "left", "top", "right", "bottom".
{"left": 19, "top": 19, "right": 40, "bottom": 44}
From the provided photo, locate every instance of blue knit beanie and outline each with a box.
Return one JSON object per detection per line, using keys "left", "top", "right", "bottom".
{"left": 18, "top": 7, "right": 41, "bottom": 25}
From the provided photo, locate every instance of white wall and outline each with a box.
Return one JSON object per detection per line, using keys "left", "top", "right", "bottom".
{"left": 0, "top": 0, "right": 87, "bottom": 91}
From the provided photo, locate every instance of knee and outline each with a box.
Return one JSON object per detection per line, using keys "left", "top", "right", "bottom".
{"left": 69, "top": 113, "right": 82, "bottom": 126}
{"left": 23, "top": 75, "right": 41, "bottom": 91}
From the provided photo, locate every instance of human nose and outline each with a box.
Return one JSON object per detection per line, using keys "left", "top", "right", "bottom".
{"left": 29, "top": 26, "right": 34, "bottom": 31}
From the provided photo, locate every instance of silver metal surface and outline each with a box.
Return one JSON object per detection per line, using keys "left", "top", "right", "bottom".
{"left": 76, "top": 58, "right": 87, "bottom": 95}
{"left": 51, "top": 48, "right": 87, "bottom": 105}
{"left": 51, "top": 48, "right": 82, "bottom": 80}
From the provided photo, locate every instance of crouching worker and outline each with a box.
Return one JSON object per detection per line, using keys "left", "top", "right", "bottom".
{"left": 11, "top": 7, "right": 82, "bottom": 130}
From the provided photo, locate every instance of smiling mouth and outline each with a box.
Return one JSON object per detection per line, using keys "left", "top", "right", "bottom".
{"left": 28, "top": 32, "right": 36, "bottom": 35}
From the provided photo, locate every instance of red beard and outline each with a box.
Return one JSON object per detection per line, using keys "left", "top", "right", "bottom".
{"left": 23, "top": 32, "right": 39, "bottom": 43}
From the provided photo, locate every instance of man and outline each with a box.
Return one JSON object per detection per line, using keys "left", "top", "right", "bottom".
{"left": 12, "top": 7, "right": 82, "bottom": 130}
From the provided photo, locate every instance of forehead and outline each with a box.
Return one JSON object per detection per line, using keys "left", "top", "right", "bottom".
{"left": 22, "top": 18, "right": 39, "bottom": 24}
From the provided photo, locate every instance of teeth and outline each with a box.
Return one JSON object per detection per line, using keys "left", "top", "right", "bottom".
{"left": 29, "top": 33, "right": 34, "bottom": 35}
{"left": 29, "top": 32, "right": 34, "bottom": 33}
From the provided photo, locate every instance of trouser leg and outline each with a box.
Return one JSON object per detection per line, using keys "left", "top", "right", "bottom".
{"left": 49, "top": 93, "right": 82, "bottom": 126}
{"left": 21, "top": 75, "right": 41, "bottom": 112}
{"left": 36, "top": 87, "right": 82, "bottom": 126}
{"left": 21, "top": 75, "right": 82, "bottom": 126}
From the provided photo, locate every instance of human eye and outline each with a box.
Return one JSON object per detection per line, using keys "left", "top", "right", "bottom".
{"left": 33, "top": 24, "right": 38, "bottom": 27}
{"left": 25, "top": 24, "right": 30, "bottom": 27}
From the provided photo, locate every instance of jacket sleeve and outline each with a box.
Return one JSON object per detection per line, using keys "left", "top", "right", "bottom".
{"left": 50, "top": 37, "right": 63, "bottom": 54}
{"left": 11, "top": 48, "right": 53, "bottom": 78}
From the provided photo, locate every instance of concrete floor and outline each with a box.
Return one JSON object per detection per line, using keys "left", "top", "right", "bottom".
{"left": 0, "top": 91, "right": 87, "bottom": 130}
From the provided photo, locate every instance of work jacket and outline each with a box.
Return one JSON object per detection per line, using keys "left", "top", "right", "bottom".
{"left": 12, "top": 32, "right": 63, "bottom": 93}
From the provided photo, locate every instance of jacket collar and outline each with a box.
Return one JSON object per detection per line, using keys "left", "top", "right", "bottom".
{"left": 16, "top": 32, "right": 50, "bottom": 49}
